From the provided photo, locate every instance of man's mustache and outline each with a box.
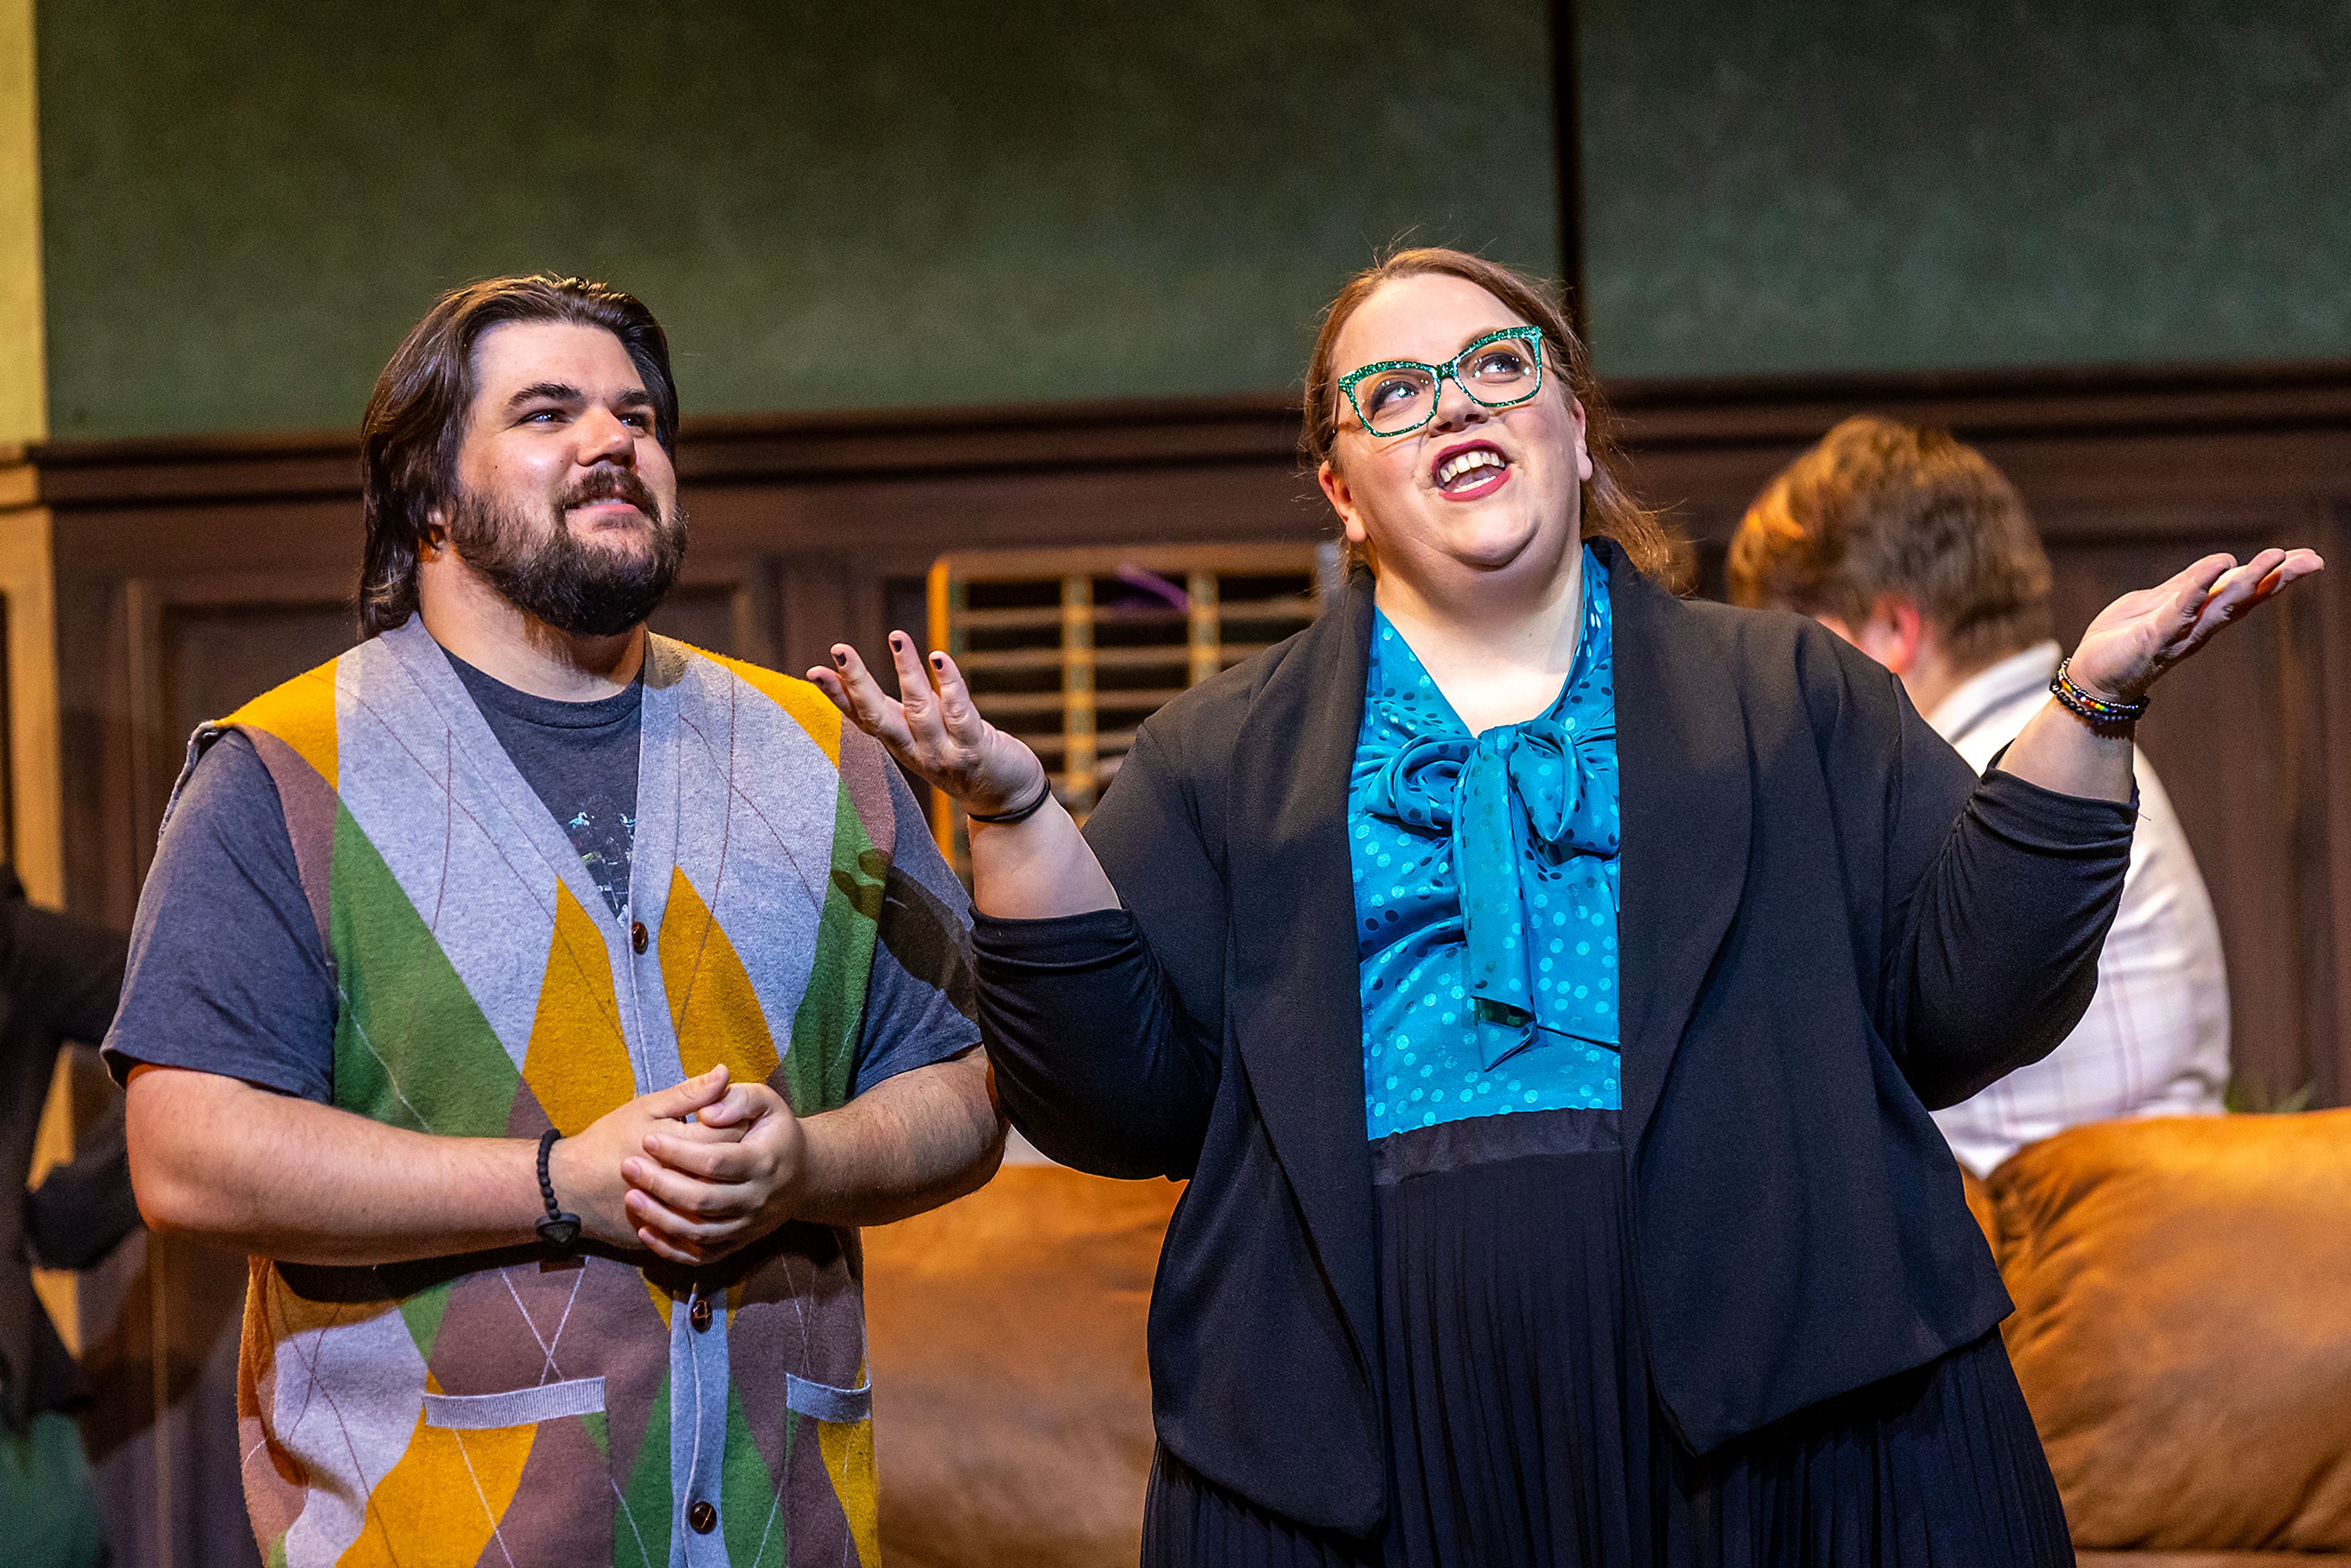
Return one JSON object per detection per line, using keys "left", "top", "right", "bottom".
{"left": 558, "top": 467, "right": 661, "bottom": 520}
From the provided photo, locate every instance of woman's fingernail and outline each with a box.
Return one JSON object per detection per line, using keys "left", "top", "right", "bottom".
{"left": 831, "top": 649, "right": 848, "bottom": 666}
{"left": 931, "top": 653, "right": 947, "bottom": 668}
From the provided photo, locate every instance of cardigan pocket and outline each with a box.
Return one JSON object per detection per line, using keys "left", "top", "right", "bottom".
{"left": 783, "top": 1371, "right": 872, "bottom": 1424}
{"left": 785, "top": 1370, "right": 881, "bottom": 1564}
{"left": 421, "top": 1375, "right": 608, "bottom": 1428}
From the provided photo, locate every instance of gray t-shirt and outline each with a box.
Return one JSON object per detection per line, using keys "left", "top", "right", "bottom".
{"left": 103, "top": 651, "right": 978, "bottom": 1103}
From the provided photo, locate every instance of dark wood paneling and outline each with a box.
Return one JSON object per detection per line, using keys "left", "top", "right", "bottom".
{"left": 36, "top": 366, "right": 2351, "bottom": 1114}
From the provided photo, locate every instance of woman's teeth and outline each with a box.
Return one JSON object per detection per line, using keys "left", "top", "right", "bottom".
{"left": 1437, "top": 450, "right": 1505, "bottom": 489}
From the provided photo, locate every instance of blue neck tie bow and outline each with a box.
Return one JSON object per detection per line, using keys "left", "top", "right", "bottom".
{"left": 1362, "top": 705, "right": 1620, "bottom": 1069}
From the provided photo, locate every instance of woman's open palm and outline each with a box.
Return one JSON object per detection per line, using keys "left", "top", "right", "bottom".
{"left": 808, "top": 633, "right": 1048, "bottom": 816}
{"left": 2066, "top": 547, "right": 2324, "bottom": 703}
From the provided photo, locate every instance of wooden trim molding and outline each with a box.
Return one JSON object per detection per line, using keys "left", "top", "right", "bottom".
{"left": 31, "top": 358, "right": 2351, "bottom": 510}
{"left": 1607, "top": 358, "right": 2351, "bottom": 442}
{"left": 31, "top": 393, "right": 1308, "bottom": 509}
{"left": 0, "top": 453, "right": 61, "bottom": 904}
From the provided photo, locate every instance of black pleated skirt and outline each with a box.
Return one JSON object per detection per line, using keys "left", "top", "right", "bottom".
{"left": 1141, "top": 1109, "right": 2071, "bottom": 1568}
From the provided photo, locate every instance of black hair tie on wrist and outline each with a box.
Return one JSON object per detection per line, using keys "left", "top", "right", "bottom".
{"left": 536, "top": 1127, "right": 581, "bottom": 1253}
{"left": 965, "top": 775, "right": 1054, "bottom": 826}
{"left": 2050, "top": 656, "right": 2148, "bottom": 730}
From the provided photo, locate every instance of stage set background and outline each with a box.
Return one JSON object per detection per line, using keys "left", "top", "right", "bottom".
{"left": 1, "top": 2, "right": 2345, "bottom": 1563}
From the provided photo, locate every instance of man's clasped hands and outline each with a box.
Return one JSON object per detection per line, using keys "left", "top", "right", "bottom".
{"left": 545, "top": 1065, "right": 800, "bottom": 1266}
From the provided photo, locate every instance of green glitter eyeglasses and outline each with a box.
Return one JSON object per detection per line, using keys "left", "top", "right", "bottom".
{"left": 1337, "top": 325, "right": 1547, "bottom": 438}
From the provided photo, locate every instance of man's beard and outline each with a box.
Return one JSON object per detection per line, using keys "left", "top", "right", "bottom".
{"left": 446, "top": 468, "right": 688, "bottom": 638}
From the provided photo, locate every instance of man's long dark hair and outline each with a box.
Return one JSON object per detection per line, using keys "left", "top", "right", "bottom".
{"left": 358, "top": 274, "right": 680, "bottom": 637}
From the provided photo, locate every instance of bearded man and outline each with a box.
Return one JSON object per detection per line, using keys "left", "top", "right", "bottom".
{"left": 104, "top": 275, "right": 1002, "bottom": 1567}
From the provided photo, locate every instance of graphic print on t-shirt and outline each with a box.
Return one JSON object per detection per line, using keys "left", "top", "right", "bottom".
{"left": 444, "top": 653, "right": 644, "bottom": 923}
{"left": 563, "top": 808, "right": 637, "bottom": 919}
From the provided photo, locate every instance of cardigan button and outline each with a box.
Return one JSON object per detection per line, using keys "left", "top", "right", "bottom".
{"left": 687, "top": 1499, "right": 717, "bottom": 1534}
{"left": 689, "top": 1296, "right": 713, "bottom": 1332}
{"left": 631, "top": 921, "right": 648, "bottom": 954}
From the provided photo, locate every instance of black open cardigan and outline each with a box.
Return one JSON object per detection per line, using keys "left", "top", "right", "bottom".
{"left": 974, "top": 538, "right": 2134, "bottom": 1538}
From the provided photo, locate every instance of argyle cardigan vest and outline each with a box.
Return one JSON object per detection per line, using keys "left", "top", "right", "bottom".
{"left": 181, "top": 620, "right": 902, "bottom": 1568}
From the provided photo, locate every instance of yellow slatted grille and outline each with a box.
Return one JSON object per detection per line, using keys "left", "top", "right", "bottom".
{"left": 926, "top": 542, "right": 1328, "bottom": 867}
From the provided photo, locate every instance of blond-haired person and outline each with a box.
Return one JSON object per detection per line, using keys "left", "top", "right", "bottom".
{"left": 1730, "top": 415, "right": 2231, "bottom": 1176}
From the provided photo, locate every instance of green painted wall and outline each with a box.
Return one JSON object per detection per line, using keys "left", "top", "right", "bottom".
{"left": 36, "top": 2, "right": 1558, "bottom": 440}
{"left": 39, "top": 2, "right": 2351, "bottom": 435}
{"left": 1578, "top": 0, "right": 2351, "bottom": 377}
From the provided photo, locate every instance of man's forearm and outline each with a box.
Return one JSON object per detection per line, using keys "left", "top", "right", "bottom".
{"left": 791, "top": 1049, "right": 1005, "bottom": 1228}
{"left": 127, "top": 1064, "right": 544, "bottom": 1265}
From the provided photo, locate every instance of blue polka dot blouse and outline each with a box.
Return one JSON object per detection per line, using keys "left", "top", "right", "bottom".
{"left": 1351, "top": 546, "right": 1623, "bottom": 1140}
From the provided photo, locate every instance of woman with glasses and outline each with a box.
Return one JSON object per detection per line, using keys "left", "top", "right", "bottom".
{"left": 813, "top": 248, "right": 2319, "bottom": 1567}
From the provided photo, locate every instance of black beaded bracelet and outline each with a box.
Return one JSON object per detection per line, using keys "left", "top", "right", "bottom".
{"left": 2049, "top": 657, "right": 2148, "bottom": 730}
{"left": 535, "top": 1127, "right": 581, "bottom": 1253}
{"left": 966, "top": 775, "right": 1054, "bottom": 826}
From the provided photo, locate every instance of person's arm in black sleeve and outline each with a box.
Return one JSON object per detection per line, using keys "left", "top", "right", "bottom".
{"left": 26, "top": 1101, "right": 138, "bottom": 1270}
{"left": 976, "top": 724, "right": 1223, "bottom": 1179}
{"left": 4, "top": 879, "right": 139, "bottom": 1269}
{"left": 9, "top": 895, "right": 128, "bottom": 1053}
{"left": 1878, "top": 709, "right": 2135, "bottom": 1108}
{"left": 1805, "top": 631, "right": 2135, "bottom": 1109}
{"left": 1872, "top": 546, "right": 2331, "bottom": 1105}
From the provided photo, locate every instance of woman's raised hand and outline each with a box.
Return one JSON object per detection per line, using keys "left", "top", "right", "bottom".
{"left": 2066, "top": 547, "right": 2325, "bottom": 704}
{"left": 809, "top": 632, "right": 1120, "bottom": 917}
{"left": 808, "top": 632, "right": 1049, "bottom": 817}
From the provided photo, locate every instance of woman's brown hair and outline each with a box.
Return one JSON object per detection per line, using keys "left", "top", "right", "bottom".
{"left": 358, "top": 274, "right": 679, "bottom": 637}
{"left": 1302, "top": 247, "right": 1677, "bottom": 583}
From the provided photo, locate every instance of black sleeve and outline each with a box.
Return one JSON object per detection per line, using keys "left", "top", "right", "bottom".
{"left": 2, "top": 891, "right": 127, "bottom": 1049}
{"left": 1839, "top": 651, "right": 2137, "bottom": 1109}
{"left": 100, "top": 732, "right": 341, "bottom": 1101}
{"left": 25, "top": 1098, "right": 140, "bottom": 1269}
{"left": 973, "top": 724, "right": 1223, "bottom": 1179}
{"left": 2, "top": 890, "right": 140, "bottom": 1270}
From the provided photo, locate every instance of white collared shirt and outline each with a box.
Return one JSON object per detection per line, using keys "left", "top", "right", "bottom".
{"left": 1925, "top": 641, "right": 2231, "bottom": 1174}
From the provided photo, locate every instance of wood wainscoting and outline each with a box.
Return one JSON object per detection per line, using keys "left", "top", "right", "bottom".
{"left": 36, "top": 362, "right": 2351, "bottom": 1112}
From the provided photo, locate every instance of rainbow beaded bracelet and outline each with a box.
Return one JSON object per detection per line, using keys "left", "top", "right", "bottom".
{"left": 2049, "top": 657, "right": 2147, "bottom": 729}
